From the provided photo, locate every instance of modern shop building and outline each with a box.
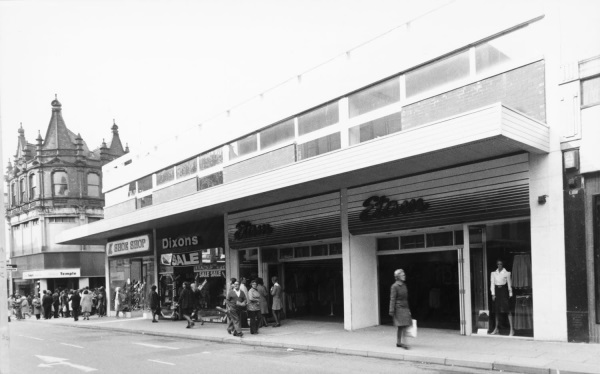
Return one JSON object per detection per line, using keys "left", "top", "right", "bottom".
{"left": 4, "top": 98, "right": 128, "bottom": 297}
{"left": 57, "top": 1, "right": 600, "bottom": 342}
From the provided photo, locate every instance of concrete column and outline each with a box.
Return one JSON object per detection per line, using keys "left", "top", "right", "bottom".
{"left": 341, "top": 189, "right": 379, "bottom": 330}
{"left": 224, "top": 213, "right": 239, "bottom": 280}
{"left": 39, "top": 279, "right": 48, "bottom": 296}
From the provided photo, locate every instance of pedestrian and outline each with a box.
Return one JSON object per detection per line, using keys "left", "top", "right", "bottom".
{"left": 221, "top": 278, "right": 237, "bottom": 334}
{"left": 20, "top": 296, "right": 31, "bottom": 319}
{"left": 97, "top": 286, "right": 106, "bottom": 317}
{"left": 149, "top": 285, "right": 160, "bottom": 323}
{"left": 7, "top": 298, "right": 11, "bottom": 322}
{"left": 490, "top": 259, "right": 514, "bottom": 336}
{"left": 247, "top": 280, "right": 261, "bottom": 334}
{"left": 114, "top": 287, "right": 125, "bottom": 318}
{"left": 226, "top": 280, "right": 246, "bottom": 337}
{"left": 256, "top": 278, "right": 269, "bottom": 327}
{"left": 389, "top": 269, "right": 412, "bottom": 349}
{"left": 13, "top": 295, "right": 22, "bottom": 320}
{"left": 60, "top": 290, "right": 70, "bottom": 318}
{"left": 42, "top": 290, "right": 53, "bottom": 319}
{"left": 52, "top": 290, "right": 60, "bottom": 318}
{"left": 32, "top": 295, "right": 42, "bottom": 320}
{"left": 70, "top": 290, "right": 81, "bottom": 321}
{"left": 178, "top": 281, "right": 195, "bottom": 328}
{"left": 81, "top": 290, "right": 93, "bottom": 320}
{"left": 270, "top": 276, "right": 282, "bottom": 327}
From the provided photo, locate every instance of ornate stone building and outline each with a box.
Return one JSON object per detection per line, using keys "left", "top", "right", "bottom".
{"left": 5, "top": 97, "right": 128, "bottom": 296}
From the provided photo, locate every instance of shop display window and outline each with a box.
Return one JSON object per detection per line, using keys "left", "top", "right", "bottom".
{"left": 109, "top": 256, "right": 155, "bottom": 315}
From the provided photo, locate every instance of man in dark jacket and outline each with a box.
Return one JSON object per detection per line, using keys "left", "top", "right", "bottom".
{"left": 42, "top": 290, "right": 53, "bottom": 319}
{"left": 52, "top": 290, "right": 60, "bottom": 318}
{"left": 70, "top": 290, "right": 81, "bottom": 321}
{"left": 149, "top": 285, "right": 160, "bottom": 323}
{"left": 178, "top": 282, "right": 195, "bottom": 328}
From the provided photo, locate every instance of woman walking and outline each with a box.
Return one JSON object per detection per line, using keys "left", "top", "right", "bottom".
{"left": 389, "top": 269, "right": 412, "bottom": 349}
{"left": 20, "top": 296, "right": 31, "bottom": 319}
{"left": 81, "top": 290, "right": 93, "bottom": 320}
{"left": 270, "top": 276, "right": 282, "bottom": 327}
{"left": 114, "top": 287, "right": 125, "bottom": 318}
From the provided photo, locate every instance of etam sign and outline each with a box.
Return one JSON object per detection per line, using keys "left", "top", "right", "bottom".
{"left": 161, "top": 235, "right": 201, "bottom": 250}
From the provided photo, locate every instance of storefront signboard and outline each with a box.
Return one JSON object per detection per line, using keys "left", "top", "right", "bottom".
{"left": 106, "top": 235, "right": 151, "bottom": 257}
{"left": 23, "top": 268, "right": 81, "bottom": 279}
{"left": 193, "top": 263, "right": 226, "bottom": 278}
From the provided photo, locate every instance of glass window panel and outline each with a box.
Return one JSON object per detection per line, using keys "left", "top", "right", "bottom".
{"left": 87, "top": 173, "right": 100, "bottom": 197}
{"left": 329, "top": 242, "right": 342, "bottom": 255}
{"left": 377, "top": 237, "right": 399, "bottom": 251}
{"left": 156, "top": 167, "right": 175, "bottom": 186}
{"left": 52, "top": 171, "right": 68, "bottom": 196}
{"left": 476, "top": 24, "right": 542, "bottom": 75}
{"left": 198, "top": 171, "right": 223, "bottom": 191}
{"left": 261, "top": 248, "right": 278, "bottom": 263}
{"left": 199, "top": 148, "right": 223, "bottom": 170}
{"left": 582, "top": 77, "right": 600, "bottom": 107}
{"left": 311, "top": 244, "right": 328, "bottom": 257}
{"left": 297, "top": 132, "right": 341, "bottom": 161}
{"left": 400, "top": 234, "right": 425, "bottom": 249}
{"left": 405, "top": 50, "right": 470, "bottom": 98}
{"left": 176, "top": 158, "right": 197, "bottom": 179}
{"left": 454, "top": 230, "right": 464, "bottom": 245}
{"left": 349, "top": 112, "right": 402, "bottom": 145}
{"left": 294, "top": 246, "right": 310, "bottom": 258}
{"left": 11, "top": 183, "right": 16, "bottom": 206}
{"left": 29, "top": 174, "right": 37, "bottom": 199}
{"left": 349, "top": 78, "right": 400, "bottom": 118}
{"left": 426, "top": 232, "right": 454, "bottom": 247}
{"left": 137, "top": 175, "right": 153, "bottom": 192}
{"left": 20, "top": 178, "right": 26, "bottom": 201}
{"left": 128, "top": 181, "right": 136, "bottom": 197}
{"left": 260, "top": 119, "right": 295, "bottom": 149}
{"left": 229, "top": 133, "right": 258, "bottom": 160}
{"left": 298, "top": 102, "right": 339, "bottom": 135}
{"left": 279, "top": 248, "right": 293, "bottom": 260}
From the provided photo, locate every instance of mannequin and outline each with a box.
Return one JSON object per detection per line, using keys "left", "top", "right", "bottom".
{"left": 490, "top": 259, "right": 514, "bottom": 336}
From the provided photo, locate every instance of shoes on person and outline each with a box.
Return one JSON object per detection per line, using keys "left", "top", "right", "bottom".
{"left": 509, "top": 330, "right": 515, "bottom": 336}
{"left": 489, "top": 330, "right": 499, "bottom": 335}
{"left": 396, "top": 343, "right": 410, "bottom": 350}
{"left": 272, "top": 323, "right": 281, "bottom": 327}
{"left": 191, "top": 322, "right": 195, "bottom": 327}
{"left": 152, "top": 320, "right": 158, "bottom": 323}
{"left": 200, "top": 320, "right": 204, "bottom": 326}
{"left": 186, "top": 325, "right": 191, "bottom": 329}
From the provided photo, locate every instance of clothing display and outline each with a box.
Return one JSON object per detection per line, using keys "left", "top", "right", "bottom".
{"left": 494, "top": 285, "right": 510, "bottom": 313}
{"left": 512, "top": 254, "right": 531, "bottom": 288}
{"left": 514, "top": 295, "right": 533, "bottom": 330}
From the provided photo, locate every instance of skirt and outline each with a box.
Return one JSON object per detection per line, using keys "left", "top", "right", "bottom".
{"left": 494, "top": 285, "right": 510, "bottom": 314}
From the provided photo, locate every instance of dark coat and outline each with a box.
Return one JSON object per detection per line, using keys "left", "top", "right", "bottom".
{"left": 226, "top": 289, "right": 247, "bottom": 310}
{"left": 389, "top": 281, "right": 412, "bottom": 327}
{"left": 42, "top": 294, "right": 53, "bottom": 307}
{"left": 150, "top": 291, "right": 160, "bottom": 310}
{"left": 178, "top": 288, "right": 194, "bottom": 309}
{"left": 70, "top": 293, "right": 81, "bottom": 310}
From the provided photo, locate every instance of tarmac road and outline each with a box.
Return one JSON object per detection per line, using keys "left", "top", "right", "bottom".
{"left": 7, "top": 320, "right": 516, "bottom": 374}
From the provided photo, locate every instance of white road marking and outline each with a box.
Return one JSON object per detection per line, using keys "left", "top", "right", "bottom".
{"left": 202, "top": 351, "right": 210, "bottom": 354}
{"left": 88, "top": 317, "right": 146, "bottom": 324}
{"left": 18, "top": 335, "right": 43, "bottom": 341}
{"left": 148, "top": 359, "right": 175, "bottom": 366}
{"left": 133, "top": 342, "right": 179, "bottom": 350}
{"left": 60, "top": 343, "right": 84, "bottom": 349}
{"left": 36, "top": 355, "right": 97, "bottom": 372}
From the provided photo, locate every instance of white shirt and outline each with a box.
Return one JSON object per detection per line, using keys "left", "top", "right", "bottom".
{"left": 490, "top": 268, "right": 512, "bottom": 297}
{"left": 234, "top": 289, "right": 241, "bottom": 297}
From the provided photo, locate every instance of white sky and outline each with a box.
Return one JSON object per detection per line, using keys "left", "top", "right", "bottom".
{"left": 0, "top": 0, "right": 450, "bottom": 165}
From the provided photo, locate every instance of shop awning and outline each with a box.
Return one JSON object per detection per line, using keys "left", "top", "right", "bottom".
{"left": 57, "top": 103, "right": 549, "bottom": 245}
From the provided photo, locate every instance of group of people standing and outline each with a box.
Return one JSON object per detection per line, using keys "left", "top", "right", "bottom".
{"left": 223, "top": 276, "right": 282, "bottom": 337}
{"left": 8, "top": 287, "right": 107, "bottom": 322}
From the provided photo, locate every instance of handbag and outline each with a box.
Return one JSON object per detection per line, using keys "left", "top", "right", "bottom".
{"left": 405, "top": 319, "right": 417, "bottom": 338}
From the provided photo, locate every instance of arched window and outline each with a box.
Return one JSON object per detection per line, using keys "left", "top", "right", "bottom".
{"left": 52, "top": 171, "right": 68, "bottom": 196}
{"left": 29, "top": 174, "right": 37, "bottom": 199}
{"left": 87, "top": 173, "right": 100, "bottom": 197}
{"left": 19, "top": 178, "right": 26, "bottom": 202}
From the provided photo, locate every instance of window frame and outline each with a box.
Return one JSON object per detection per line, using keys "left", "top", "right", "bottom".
{"left": 29, "top": 173, "right": 37, "bottom": 200}
{"left": 87, "top": 172, "right": 101, "bottom": 197}
{"left": 52, "top": 170, "right": 69, "bottom": 197}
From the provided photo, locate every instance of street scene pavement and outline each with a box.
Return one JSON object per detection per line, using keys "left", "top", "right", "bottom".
{"left": 7, "top": 316, "right": 600, "bottom": 374}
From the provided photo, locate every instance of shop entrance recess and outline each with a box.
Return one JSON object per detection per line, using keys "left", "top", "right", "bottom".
{"left": 377, "top": 229, "right": 466, "bottom": 331}
{"left": 467, "top": 220, "right": 533, "bottom": 338}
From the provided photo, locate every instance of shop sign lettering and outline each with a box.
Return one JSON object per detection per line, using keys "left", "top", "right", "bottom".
{"left": 106, "top": 235, "right": 151, "bottom": 257}
{"left": 170, "top": 252, "right": 200, "bottom": 266}
{"left": 359, "top": 196, "right": 429, "bottom": 221}
{"left": 234, "top": 221, "right": 273, "bottom": 240}
{"left": 161, "top": 235, "right": 201, "bottom": 249}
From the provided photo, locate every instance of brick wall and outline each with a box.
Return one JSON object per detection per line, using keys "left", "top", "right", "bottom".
{"left": 402, "top": 61, "right": 546, "bottom": 130}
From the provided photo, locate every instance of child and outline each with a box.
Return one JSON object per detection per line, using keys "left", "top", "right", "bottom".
{"left": 150, "top": 285, "right": 160, "bottom": 323}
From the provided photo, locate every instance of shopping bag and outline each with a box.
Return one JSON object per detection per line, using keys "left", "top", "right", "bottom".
{"left": 406, "top": 319, "right": 417, "bottom": 338}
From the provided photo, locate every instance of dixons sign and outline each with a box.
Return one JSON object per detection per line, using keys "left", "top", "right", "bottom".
{"left": 106, "top": 234, "right": 151, "bottom": 257}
